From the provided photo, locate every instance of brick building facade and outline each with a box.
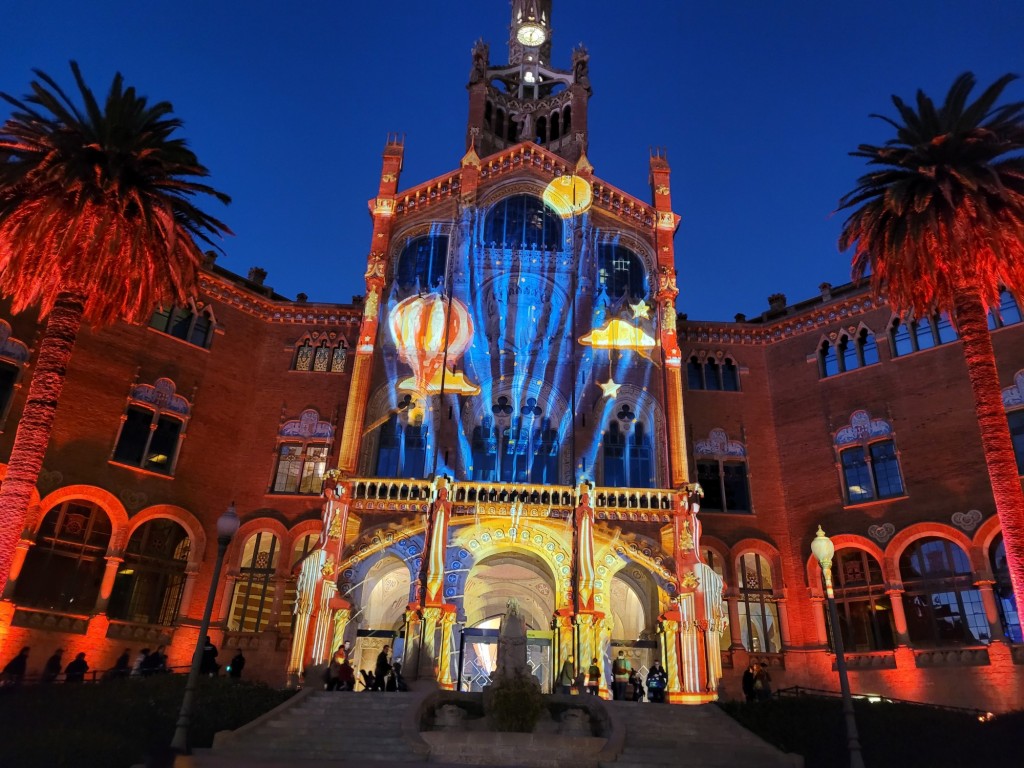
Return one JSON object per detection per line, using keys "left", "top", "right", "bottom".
{"left": 1, "top": 0, "right": 1022, "bottom": 713}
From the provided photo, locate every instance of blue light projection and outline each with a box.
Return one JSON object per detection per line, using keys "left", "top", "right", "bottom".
{"left": 366, "top": 188, "right": 664, "bottom": 489}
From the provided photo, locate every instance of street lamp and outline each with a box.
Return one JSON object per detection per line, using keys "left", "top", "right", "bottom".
{"left": 811, "top": 526, "right": 865, "bottom": 768}
{"left": 171, "top": 504, "right": 240, "bottom": 755}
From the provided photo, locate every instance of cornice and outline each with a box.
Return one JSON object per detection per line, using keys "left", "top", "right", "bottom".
{"left": 198, "top": 272, "right": 361, "bottom": 327}
{"left": 679, "top": 294, "right": 885, "bottom": 347}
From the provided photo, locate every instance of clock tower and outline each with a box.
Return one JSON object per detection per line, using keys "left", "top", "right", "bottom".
{"left": 466, "top": 0, "right": 590, "bottom": 162}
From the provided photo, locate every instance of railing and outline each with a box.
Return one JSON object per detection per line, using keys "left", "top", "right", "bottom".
{"left": 774, "top": 685, "right": 994, "bottom": 720}
{"left": 350, "top": 477, "right": 679, "bottom": 514}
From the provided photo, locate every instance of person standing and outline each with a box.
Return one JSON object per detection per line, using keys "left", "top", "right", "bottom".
{"left": 228, "top": 651, "right": 246, "bottom": 679}
{"left": 2, "top": 646, "right": 29, "bottom": 687}
{"left": 111, "top": 648, "right": 131, "bottom": 679}
{"left": 373, "top": 645, "right": 391, "bottom": 691}
{"left": 741, "top": 664, "right": 756, "bottom": 703}
{"left": 41, "top": 649, "right": 63, "bottom": 683}
{"left": 64, "top": 652, "right": 89, "bottom": 683}
{"left": 557, "top": 654, "right": 575, "bottom": 695}
{"left": 200, "top": 636, "right": 219, "bottom": 677}
{"left": 753, "top": 662, "right": 772, "bottom": 702}
{"left": 628, "top": 669, "right": 645, "bottom": 702}
{"left": 586, "top": 657, "right": 601, "bottom": 696}
{"left": 338, "top": 658, "right": 356, "bottom": 691}
{"left": 611, "top": 651, "right": 631, "bottom": 700}
{"left": 646, "top": 661, "right": 668, "bottom": 703}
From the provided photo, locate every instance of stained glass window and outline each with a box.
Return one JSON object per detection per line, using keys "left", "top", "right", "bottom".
{"left": 313, "top": 343, "right": 331, "bottom": 372}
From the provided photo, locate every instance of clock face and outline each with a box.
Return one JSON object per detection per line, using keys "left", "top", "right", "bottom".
{"left": 516, "top": 24, "right": 546, "bottom": 47}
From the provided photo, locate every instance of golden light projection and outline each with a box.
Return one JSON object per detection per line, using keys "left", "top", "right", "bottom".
{"left": 398, "top": 367, "right": 481, "bottom": 395}
{"left": 388, "top": 293, "right": 477, "bottom": 395}
{"left": 578, "top": 318, "right": 656, "bottom": 350}
{"left": 543, "top": 175, "right": 592, "bottom": 218}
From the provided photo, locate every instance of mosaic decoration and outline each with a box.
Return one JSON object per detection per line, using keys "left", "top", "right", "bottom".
{"left": 279, "top": 409, "right": 334, "bottom": 439}
{"left": 693, "top": 428, "right": 746, "bottom": 458}
{"left": 868, "top": 523, "right": 895, "bottom": 543}
{"left": 129, "top": 378, "right": 190, "bottom": 415}
{"left": 951, "top": 509, "right": 983, "bottom": 532}
{"left": 1002, "top": 370, "right": 1024, "bottom": 408}
{"left": 835, "top": 409, "right": 893, "bottom": 447}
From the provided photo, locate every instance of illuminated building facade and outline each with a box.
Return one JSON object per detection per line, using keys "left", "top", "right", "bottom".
{"left": 1, "top": 0, "right": 1023, "bottom": 712}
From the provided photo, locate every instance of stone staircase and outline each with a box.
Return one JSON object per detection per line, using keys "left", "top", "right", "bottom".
{"left": 599, "top": 701, "right": 802, "bottom": 768}
{"left": 192, "top": 689, "right": 428, "bottom": 766}
{"left": 190, "top": 690, "right": 801, "bottom": 768}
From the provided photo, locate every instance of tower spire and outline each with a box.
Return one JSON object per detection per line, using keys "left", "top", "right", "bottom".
{"left": 465, "top": 0, "right": 589, "bottom": 163}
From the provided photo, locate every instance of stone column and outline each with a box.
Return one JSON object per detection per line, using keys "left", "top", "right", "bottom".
{"left": 974, "top": 579, "right": 1005, "bottom": 643}
{"left": 810, "top": 595, "right": 829, "bottom": 646}
{"left": 402, "top": 608, "right": 424, "bottom": 681}
{"left": 725, "top": 591, "right": 744, "bottom": 649}
{"left": 438, "top": 607, "right": 457, "bottom": 689}
{"left": 94, "top": 554, "right": 124, "bottom": 613}
{"left": 886, "top": 587, "right": 910, "bottom": 646}
{"left": 1, "top": 537, "right": 34, "bottom": 599}
{"left": 775, "top": 593, "right": 792, "bottom": 649}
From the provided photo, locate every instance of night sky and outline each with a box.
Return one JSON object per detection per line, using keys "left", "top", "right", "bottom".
{"left": 2, "top": 1, "right": 1021, "bottom": 321}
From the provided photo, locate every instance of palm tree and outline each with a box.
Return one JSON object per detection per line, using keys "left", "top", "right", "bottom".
{"left": 839, "top": 72, "right": 1024, "bottom": 621}
{"left": 0, "top": 62, "right": 230, "bottom": 594}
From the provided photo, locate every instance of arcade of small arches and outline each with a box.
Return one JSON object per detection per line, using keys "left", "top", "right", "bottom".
{"left": 700, "top": 517, "right": 1020, "bottom": 659}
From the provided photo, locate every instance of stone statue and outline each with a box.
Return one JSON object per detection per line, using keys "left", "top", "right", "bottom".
{"left": 469, "top": 39, "right": 489, "bottom": 84}
{"left": 494, "top": 598, "right": 529, "bottom": 680}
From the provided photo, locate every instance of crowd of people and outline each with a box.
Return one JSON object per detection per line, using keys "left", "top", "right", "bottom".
{"left": 0, "top": 637, "right": 247, "bottom": 689}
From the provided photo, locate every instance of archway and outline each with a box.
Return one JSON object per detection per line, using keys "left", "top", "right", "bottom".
{"left": 459, "top": 550, "right": 557, "bottom": 692}
{"left": 351, "top": 555, "right": 411, "bottom": 678}
{"left": 609, "top": 567, "right": 660, "bottom": 689}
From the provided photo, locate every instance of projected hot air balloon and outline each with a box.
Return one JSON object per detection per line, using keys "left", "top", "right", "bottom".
{"left": 388, "top": 293, "right": 479, "bottom": 395}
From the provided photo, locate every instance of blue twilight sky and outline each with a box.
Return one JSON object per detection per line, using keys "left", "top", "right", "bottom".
{"left": 1, "top": 1, "right": 1021, "bottom": 322}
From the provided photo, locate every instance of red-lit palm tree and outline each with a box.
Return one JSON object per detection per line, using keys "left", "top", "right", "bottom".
{"left": 839, "top": 72, "right": 1024, "bottom": 621}
{"left": 0, "top": 63, "right": 230, "bottom": 594}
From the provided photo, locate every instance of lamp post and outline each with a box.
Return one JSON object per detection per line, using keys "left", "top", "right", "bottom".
{"left": 811, "top": 526, "right": 866, "bottom": 768}
{"left": 170, "top": 504, "right": 240, "bottom": 755}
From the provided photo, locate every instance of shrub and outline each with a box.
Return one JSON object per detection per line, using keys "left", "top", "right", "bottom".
{"left": 485, "top": 672, "right": 544, "bottom": 733}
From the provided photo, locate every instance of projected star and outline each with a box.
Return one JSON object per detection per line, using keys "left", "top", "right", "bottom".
{"left": 630, "top": 299, "right": 651, "bottom": 319}
{"left": 598, "top": 378, "right": 622, "bottom": 399}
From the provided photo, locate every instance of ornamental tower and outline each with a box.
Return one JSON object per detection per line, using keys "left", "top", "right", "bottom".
{"left": 466, "top": 0, "right": 590, "bottom": 162}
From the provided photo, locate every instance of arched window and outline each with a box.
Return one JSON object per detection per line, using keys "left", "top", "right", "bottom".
{"left": 228, "top": 532, "right": 280, "bottom": 633}
{"left": 900, "top": 538, "right": 988, "bottom": 646}
{"left": 736, "top": 552, "right": 780, "bottom": 652}
{"left": 991, "top": 535, "right": 1022, "bottom": 643}
{"left": 14, "top": 501, "right": 112, "bottom": 612}
{"left": 687, "top": 355, "right": 740, "bottom": 391}
{"left": 272, "top": 409, "right": 333, "bottom": 494}
{"left": 374, "top": 398, "right": 428, "bottom": 479}
{"left": 820, "top": 328, "right": 878, "bottom": 378}
{"left": 988, "top": 289, "right": 1022, "bottom": 329}
{"left": 293, "top": 338, "right": 347, "bottom": 373}
{"left": 277, "top": 533, "right": 318, "bottom": 636}
{"left": 108, "top": 519, "right": 190, "bottom": 626}
{"left": 484, "top": 100, "right": 493, "bottom": 128}
{"left": 596, "top": 243, "right": 647, "bottom": 300}
{"left": 601, "top": 404, "right": 654, "bottom": 489}
{"left": 563, "top": 105, "right": 571, "bottom": 132}
{"left": 834, "top": 410, "right": 904, "bottom": 504}
{"left": 694, "top": 429, "right": 750, "bottom": 513}
{"left": 483, "top": 195, "right": 563, "bottom": 250}
{"left": 112, "top": 378, "right": 190, "bottom": 476}
{"left": 550, "top": 111, "right": 561, "bottom": 140}
{"left": 889, "top": 314, "right": 957, "bottom": 357}
{"left": 827, "top": 548, "right": 895, "bottom": 651}
{"left": 148, "top": 303, "right": 214, "bottom": 348}
{"left": 394, "top": 233, "right": 449, "bottom": 291}
{"left": 535, "top": 115, "right": 547, "bottom": 143}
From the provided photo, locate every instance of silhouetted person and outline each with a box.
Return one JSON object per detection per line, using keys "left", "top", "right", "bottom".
{"left": 587, "top": 657, "right": 601, "bottom": 696}
{"left": 338, "top": 659, "right": 355, "bottom": 691}
{"left": 64, "top": 652, "right": 89, "bottom": 683}
{"left": 557, "top": 655, "right": 575, "bottom": 695}
{"left": 112, "top": 648, "right": 131, "bottom": 678}
{"left": 228, "top": 651, "right": 245, "bottom": 679}
{"left": 2, "top": 646, "right": 29, "bottom": 687}
{"left": 42, "top": 650, "right": 63, "bottom": 683}
{"left": 611, "top": 651, "right": 631, "bottom": 700}
{"left": 200, "top": 636, "right": 219, "bottom": 677}
{"left": 646, "top": 661, "right": 668, "bottom": 703}
{"left": 374, "top": 645, "right": 391, "bottom": 691}
{"left": 742, "top": 664, "right": 756, "bottom": 704}
{"left": 142, "top": 645, "right": 167, "bottom": 676}
{"left": 629, "top": 669, "right": 644, "bottom": 702}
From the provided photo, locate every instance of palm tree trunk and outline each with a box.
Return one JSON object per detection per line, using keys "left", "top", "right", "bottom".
{"left": 0, "top": 291, "right": 85, "bottom": 595}
{"left": 954, "top": 288, "right": 1024, "bottom": 623}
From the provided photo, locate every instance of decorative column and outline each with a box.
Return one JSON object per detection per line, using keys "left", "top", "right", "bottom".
{"left": 336, "top": 138, "right": 404, "bottom": 474}
{"left": 94, "top": 553, "right": 124, "bottom": 613}
{"left": 775, "top": 591, "right": 792, "bottom": 649}
{"left": 810, "top": 594, "right": 829, "bottom": 646}
{"left": 178, "top": 563, "right": 200, "bottom": 621}
{"left": 974, "top": 578, "right": 1005, "bottom": 643}
{"left": 329, "top": 602, "right": 352, "bottom": 660}
{"left": 0, "top": 537, "right": 34, "bottom": 599}
{"left": 886, "top": 586, "right": 911, "bottom": 646}
{"left": 649, "top": 151, "right": 685, "bottom": 486}
{"left": 411, "top": 476, "right": 457, "bottom": 686}
{"left": 725, "top": 590, "right": 744, "bottom": 650}
{"left": 402, "top": 608, "right": 423, "bottom": 681}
